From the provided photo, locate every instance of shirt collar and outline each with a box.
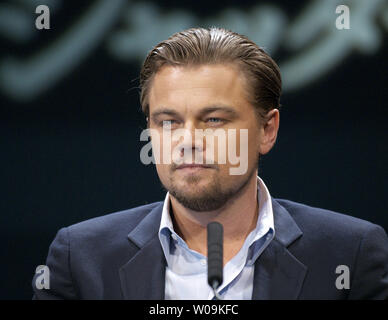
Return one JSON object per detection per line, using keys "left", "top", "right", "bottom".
{"left": 158, "top": 176, "right": 275, "bottom": 265}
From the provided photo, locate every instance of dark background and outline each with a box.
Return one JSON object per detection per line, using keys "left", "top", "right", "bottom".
{"left": 0, "top": 0, "right": 387, "bottom": 299}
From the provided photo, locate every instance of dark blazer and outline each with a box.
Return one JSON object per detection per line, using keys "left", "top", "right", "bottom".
{"left": 32, "top": 199, "right": 388, "bottom": 299}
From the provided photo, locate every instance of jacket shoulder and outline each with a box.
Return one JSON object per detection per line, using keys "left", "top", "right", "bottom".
{"left": 274, "top": 198, "right": 386, "bottom": 239}
{"left": 66, "top": 201, "right": 163, "bottom": 242}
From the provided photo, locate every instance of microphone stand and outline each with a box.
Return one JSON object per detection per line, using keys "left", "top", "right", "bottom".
{"left": 207, "top": 222, "right": 224, "bottom": 300}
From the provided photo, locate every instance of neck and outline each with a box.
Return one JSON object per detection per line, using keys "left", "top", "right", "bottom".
{"left": 169, "top": 172, "right": 259, "bottom": 265}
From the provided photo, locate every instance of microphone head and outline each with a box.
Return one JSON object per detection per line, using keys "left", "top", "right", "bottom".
{"left": 207, "top": 222, "right": 223, "bottom": 289}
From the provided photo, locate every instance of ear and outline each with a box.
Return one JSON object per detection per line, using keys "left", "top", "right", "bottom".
{"left": 259, "top": 109, "right": 280, "bottom": 155}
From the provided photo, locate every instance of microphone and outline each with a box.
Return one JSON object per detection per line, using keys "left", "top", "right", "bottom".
{"left": 207, "top": 222, "right": 223, "bottom": 300}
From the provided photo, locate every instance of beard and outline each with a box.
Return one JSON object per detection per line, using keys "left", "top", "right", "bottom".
{"left": 162, "top": 162, "right": 258, "bottom": 212}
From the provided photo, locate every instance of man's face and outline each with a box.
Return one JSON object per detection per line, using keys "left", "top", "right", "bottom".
{"left": 148, "top": 64, "right": 267, "bottom": 211}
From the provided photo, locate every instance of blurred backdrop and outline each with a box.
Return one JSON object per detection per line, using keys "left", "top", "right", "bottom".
{"left": 0, "top": 0, "right": 387, "bottom": 299}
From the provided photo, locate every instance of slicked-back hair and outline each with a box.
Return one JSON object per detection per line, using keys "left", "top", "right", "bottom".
{"left": 139, "top": 27, "right": 281, "bottom": 121}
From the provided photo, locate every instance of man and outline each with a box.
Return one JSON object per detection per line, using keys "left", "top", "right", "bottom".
{"left": 33, "top": 27, "right": 388, "bottom": 299}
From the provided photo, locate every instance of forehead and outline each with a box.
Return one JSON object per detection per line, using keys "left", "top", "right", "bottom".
{"left": 148, "top": 64, "right": 251, "bottom": 113}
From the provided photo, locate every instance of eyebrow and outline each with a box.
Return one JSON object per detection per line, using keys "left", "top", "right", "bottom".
{"left": 150, "top": 105, "right": 239, "bottom": 122}
{"left": 198, "top": 106, "right": 239, "bottom": 118}
{"left": 150, "top": 109, "right": 182, "bottom": 123}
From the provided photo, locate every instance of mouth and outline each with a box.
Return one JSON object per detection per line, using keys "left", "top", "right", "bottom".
{"left": 175, "top": 164, "right": 214, "bottom": 171}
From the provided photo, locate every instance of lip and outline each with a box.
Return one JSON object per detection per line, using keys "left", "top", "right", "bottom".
{"left": 176, "top": 164, "right": 213, "bottom": 170}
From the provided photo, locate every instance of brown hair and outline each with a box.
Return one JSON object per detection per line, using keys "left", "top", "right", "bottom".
{"left": 139, "top": 27, "right": 281, "bottom": 120}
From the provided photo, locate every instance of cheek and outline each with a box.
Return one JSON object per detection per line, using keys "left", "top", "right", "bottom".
{"left": 228, "top": 129, "right": 257, "bottom": 163}
{"left": 247, "top": 125, "right": 261, "bottom": 155}
{"left": 202, "top": 129, "right": 257, "bottom": 167}
{"left": 150, "top": 129, "right": 177, "bottom": 164}
{"left": 155, "top": 163, "right": 170, "bottom": 182}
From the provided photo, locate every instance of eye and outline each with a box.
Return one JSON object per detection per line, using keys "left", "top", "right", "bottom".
{"left": 206, "top": 117, "right": 224, "bottom": 125}
{"left": 161, "top": 120, "right": 177, "bottom": 127}
{"left": 208, "top": 118, "right": 221, "bottom": 122}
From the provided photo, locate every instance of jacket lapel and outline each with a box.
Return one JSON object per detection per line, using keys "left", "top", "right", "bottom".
{"left": 252, "top": 199, "right": 307, "bottom": 299}
{"left": 119, "top": 203, "right": 166, "bottom": 299}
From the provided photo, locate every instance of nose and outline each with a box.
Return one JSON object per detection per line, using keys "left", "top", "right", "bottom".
{"left": 182, "top": 121, "right": 203, "bottom": 154}
{"left": 174, "top": 121, "right": 204, "bottom": 158}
